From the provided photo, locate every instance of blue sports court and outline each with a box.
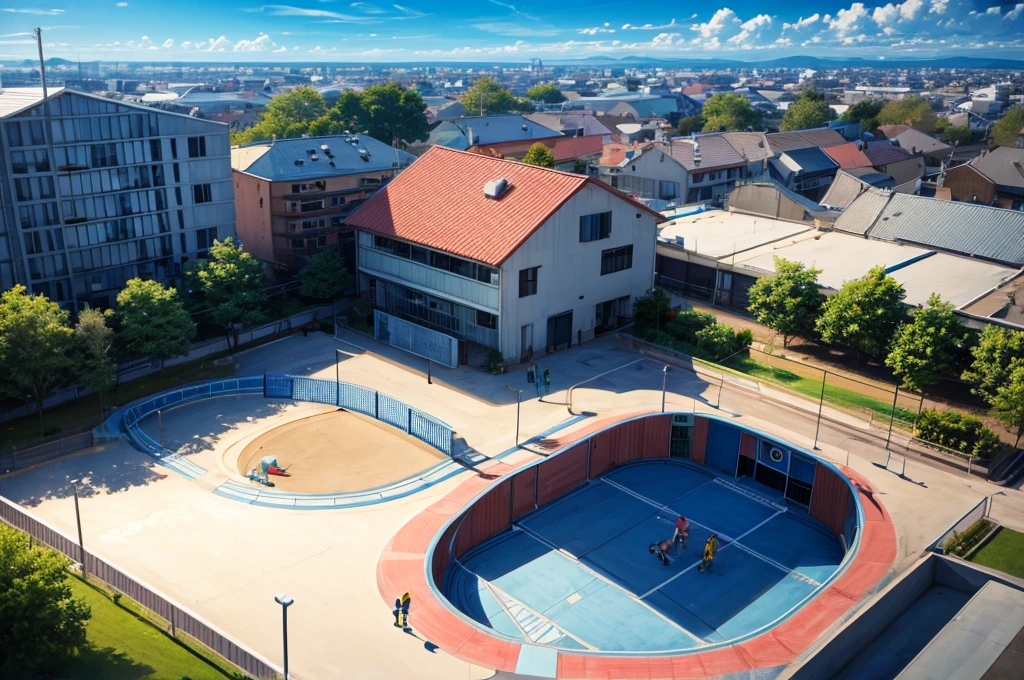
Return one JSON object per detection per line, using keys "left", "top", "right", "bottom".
{"left": 443, "top": 459, "right": 845, "bottom": 652}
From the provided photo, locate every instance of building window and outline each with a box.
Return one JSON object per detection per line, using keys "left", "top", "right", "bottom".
{"left": 519, "top": 267, "right": 538, "bottom": 297}
{"left": 692, "top": 172, "right": 704, "bottom": 183}
{"left": 187, "top": 136, "right": 206, "bottom": 158}
{"left": 290, "top": 238, "right": 304, "bottom": 248}
{"left": 300, "top": 199, "right": 324, "bottom": 212}
{"left": 193, "top": 184, "right": 212, "bottom": 204}
{"left": 196, "top": 227, "right": 217, "bottom": 253}
{"left": 579, "top": 212, "right": 612, "bottom": 242}
{"left": 170, "top": 138, "right": 178, "bottom": 159}
{"left": 476, "top": 310, "right": 497, "bottom": 330}
{"left": 600, "top": 245, "right": 633, "bottom": 275}
{"left": 149, "top": 139, "right": 162, "bottom": 161}
{"left": 331, "top": 196, "right": 346, "bottom": 207}
{"left": 659, "top": 180, "right": 680, "bottom": 200}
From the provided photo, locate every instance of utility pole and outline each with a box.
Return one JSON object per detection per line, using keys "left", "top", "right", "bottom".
{"left": 813, "top": 371, "right": 827, "bottom": 450}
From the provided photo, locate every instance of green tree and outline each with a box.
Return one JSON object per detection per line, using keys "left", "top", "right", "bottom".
{"left": 461, "top": 76, "right": 533, "bottom": 115}
{"left": 522, "top": 142, "right": 555, "bottom": 168}
{"left": 299, "top": 249, "right": 350, "bottom": 301}
{"left": 884, "top": 294, "right": 970, "bottom": 391}
{"left": 0, "top": 524, "right": 91, "bottom": 678}
{"left": 961, "top": 325, "right": 1024, "bottom": 402}
{"left": 115, "top": 279, "right": 195, "bottom": 361}
{"left": 677, "top": 114, "right": 705, "bottom": 136}
{"left": 230, "top": 87, "right": 328, "bottom": 145}
{"left": 526, "top": 83, "right": 565, "bottom": 104}
{"left": 185, "top": 238, "right": 267, "bottom": 353}
{"left": 746, "top": 257, "right": 824, "bottom": 347}
{"left": 358, "top": 82, "right": 429, "bottom": 146}
{"left": 633, "top": 289, "right": 671, "bottom": 335}
{"left": 878, "top": 95, "right": 937, "bottom": 132}
{"left": 991, "top": 364, "right": 1024, "bottom": 447}
{"left": 0, "top": 286, "right": 75, "bottom": 435}
{"left": 308, "top": 90, "right": 364, "bottom": 137}
{"left": 780, "top": 88, "right": 833, "bottom": 131}
{"left": 74, "top": 307, "right": 117, "bottom": 418}
{"left": 940, "top": 124, "right": 972, "bottom": 146}
{"left": 815, "top": 266, "right": 908, "bottom": 360}
{"left": 840, "top": 98, "right": 885, "bottom": 133}
{"left": 992, "top": 105, "right": 1024, "bottom": 147}
{"left": 700, "top": 93, "right": 762, "bottom": 132}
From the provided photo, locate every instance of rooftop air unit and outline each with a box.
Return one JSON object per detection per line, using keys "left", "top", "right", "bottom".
{"left": 320, "top": 144, "right": 329, "bottom": 151}
{"left": 483, "top": 178, "right": 509, "bottom": 199}
{"left": 294, "top": 159, "right": 304, "bottom": 166}
{"left": 310, "top": 154, "right": 319, "bottom": 161}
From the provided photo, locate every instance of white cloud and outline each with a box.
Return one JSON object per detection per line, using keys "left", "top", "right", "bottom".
{"left": 929, "top": 0, "right": 948, "bottom": 14}
{"left": 474, "top": 23, "right": 559, "bottom": 36}
{"left": 1, "top": 7, "right": 65, "bottom": 14}
{"left": 783, "top": 13, "right": 819, "bottom": 31}
{"left": 1006, "top": 3, "right": 1024, "bottom": 20}
{"left": 273, "top": 45, "right": 287, "bottom": 51}
{"left": 621, "top": 19, "right": 678, "bottom": 31}
{"left": 691, "top": 8, "right": 739, "bottom": 38}
{"left": 579, "top": 26, "right": 615, "bottom": 35}
{"left": 233, "top": 33, "right": 275, "bottom": 51}
{"left": 349, "top": 1, "right": 385, "bottom": 12}
{"left": 116, "top": 1, "right": 127, "bottom": 6}
{"left": 828, "top": 3, "right": 868, "bottom": 35}
{"left": 255, "top": 5, "right": 377, "bottom": 22}
{"left": 161, "top": 38, "right": 173, "bottom": 48}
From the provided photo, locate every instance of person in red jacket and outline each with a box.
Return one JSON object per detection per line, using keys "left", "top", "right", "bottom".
{"left": 673, "top": 516, "right": 689, "bottom": 548}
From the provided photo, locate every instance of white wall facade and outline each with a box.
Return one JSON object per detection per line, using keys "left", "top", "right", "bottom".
{"left": 598, "top": 148, "right": 688, "bottom": 201}
{"left": 498, "top": 183, "right": 658, "bottom": 360}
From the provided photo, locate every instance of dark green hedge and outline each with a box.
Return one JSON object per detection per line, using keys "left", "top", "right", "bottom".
{"left": 915, "top": 408, "right": 1003, "bottom": 459}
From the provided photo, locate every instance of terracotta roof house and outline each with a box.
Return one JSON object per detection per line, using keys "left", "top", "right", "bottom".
{"left": 346, "top": 146, "right": 663, "bottom": 362}
{"left": 468, "top": 134, "right": 605, "bottom": 172}
{"left": 823, "top": 142, "right": 873, "bottom": 169}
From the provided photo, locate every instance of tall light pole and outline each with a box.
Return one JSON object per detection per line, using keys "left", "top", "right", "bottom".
{"left": 70, "top": 479, "right": 86, "bottom": 577}
{"left": 505, "top": 385, "right": 522, "bottom": 446}
{"left": 335, "top": 348, "right": 344, "bottom": 405}
{"left": 661, "top": 365, "right": 669, "bottom": 413}
{"left": 274, "top": 594, "right": 294, "bottom": 680}
{"left": 885, "top": 385, "right": 900, "bottom": 449}
{"left": 813, "top": 370, "right": 827, "bottom": 450}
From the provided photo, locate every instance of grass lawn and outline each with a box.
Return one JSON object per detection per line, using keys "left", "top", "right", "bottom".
{"left": 970, "top": 527, "right": 1024, "bottom": 578}
{"left": 57, "top": 576, "right": 240, "bottom": 680}
{"left": 723, "top": 356, "right": 916, "bottom": 425}
{"left": 1, "top": 355, "right": 238, "bottom": 450}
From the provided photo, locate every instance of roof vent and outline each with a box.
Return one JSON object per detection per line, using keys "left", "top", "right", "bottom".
{"left": 320, "top": 144, "right": 330, "bottom": 151}
{"left": 359, "top": 148, "right": 370, "bottom": 161}
{"left": 484, "top": 178, "right": 509, "bottom": 199}
{"left": 522, "top": 124, "right": 528, "bottom": 131}
{"left": 294, "top": 159, "right": 304, "bottom": 166}
{"left": 329, "top": 161, "right": 335, "bottom": 167}
{"left": 310, "top": 154, "right": 319, "bottom": 161}
{"left": 307, "top": 148, "right": 316, "bottom": 154}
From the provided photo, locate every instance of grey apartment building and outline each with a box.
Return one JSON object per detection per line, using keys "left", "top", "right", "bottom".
{"left": 0, "top": 87, "right": 235, "bottom": 309}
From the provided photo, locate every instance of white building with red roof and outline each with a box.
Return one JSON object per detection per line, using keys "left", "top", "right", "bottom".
{"left": 346, "top": 146, "right": 663, "bottom": 363}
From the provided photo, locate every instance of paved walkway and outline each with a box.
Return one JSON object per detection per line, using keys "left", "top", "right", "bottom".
{"left": 0, "top": 328, "right": 1022, "bottom": 679}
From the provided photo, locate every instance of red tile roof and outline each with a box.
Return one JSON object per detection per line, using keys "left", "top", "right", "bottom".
{"left": 346, "top": 146, "right": 662, "bottom": 266}
{"left": 823, "top": 142, "right": 873, "bottom": 169}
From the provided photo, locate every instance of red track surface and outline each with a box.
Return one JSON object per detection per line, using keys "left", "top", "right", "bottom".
{"left": 376, "top": 413, "right": 897, "bottom": 679}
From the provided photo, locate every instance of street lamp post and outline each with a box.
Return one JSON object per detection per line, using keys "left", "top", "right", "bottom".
{"left": 813, "top": 370, "right": 827, "bottom": 450}
{"left": 661, "top": 365, "right": 669, "bottom": 413}
{"left": 885, "top": 385, "right": 900, "bottom": 449}
{"left": 70, "top": 479, "right": 86, "bottom": 577}
{"left": 274, "top": 594, "right": 294, "bottom": 680}
{"left": 505, "top": 385, "right": 523, "bottom": 446}
{"left": 335, "top": 348, "right": 343, "bottom": 405}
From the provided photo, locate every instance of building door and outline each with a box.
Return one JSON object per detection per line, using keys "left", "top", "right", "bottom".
{"left": 715, "top": 271, "right": 733, "bottom": 306}
{"left": 520, "top": 324, "right": 533, "bottom": 362}
{"left": 546, "top": 311, "right": 573, "bottom": 352}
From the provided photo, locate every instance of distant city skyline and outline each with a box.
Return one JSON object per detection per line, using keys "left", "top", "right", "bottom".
{"left": 1, "top": 0, "right": 1023, "bottom": 63}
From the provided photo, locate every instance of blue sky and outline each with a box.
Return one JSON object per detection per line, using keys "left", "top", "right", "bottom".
{"left": 1, "top": 0, "right": 1024, "bottom": 61}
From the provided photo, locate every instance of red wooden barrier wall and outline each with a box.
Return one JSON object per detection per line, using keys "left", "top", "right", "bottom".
{"left": 809, "top": 465, "right": 851, "bottom": 537}
{"left": 740, "top": 432, "right": 757, "bottom": 459}
{"left": 510, "top": 466, "right": 537, "bottom": 520}
{"left": 454, "top": 479, "right": 511, "bottom": 558}
{"left": 692, "top": 417, "right": 709, "bottom": 464}
{"left": 537, "top": 442, "right": 589, "bottom": 507}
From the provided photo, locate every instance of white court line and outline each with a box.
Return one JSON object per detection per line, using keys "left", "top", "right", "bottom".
{"left": 485, "top": 581, "right": 598, "bottom": 651}
{"left": 638, "top": 509, "right": 784, "bottom": 599}
{"left": 512, "top": 523, "right": 706, "bottom": 646}
{"left": 729, "top": 543, "right": 821, "bottom": 587}
{"left": 713, "top": 477, "right": 787, "bottom": 511}
{"left": 601, "top": 477, "right": 734, "bottom": 541}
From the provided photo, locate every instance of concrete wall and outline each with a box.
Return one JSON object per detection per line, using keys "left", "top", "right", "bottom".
{"left": 598, "top": 147, "right": 689, "bottom": 200}
{"left": 498, "top": 183, "right": 658, "bottom": 359}
{"left": 232, "top": 171, "right": 273, "bottom": 262}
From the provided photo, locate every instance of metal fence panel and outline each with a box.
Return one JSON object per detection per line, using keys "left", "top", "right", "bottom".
{"left": 929, "top": 497, "right": 989, "bottom": 553}
{"left": 410, "top": 411, "right": 452, "bottom": 455}
{"left": 373, "top": 310, "right": 459, "bottom": 369}
{"left": 339, "top": 383, "right": 376, "bottom": 417}
{"left": 291, "top": 377, "right": 337, "bottom": 406}
{"left": 377, "top": 393, "right": 411, "bottom": 432}
{"left": 264, "top": 374, "right": 293, "bottom": 399}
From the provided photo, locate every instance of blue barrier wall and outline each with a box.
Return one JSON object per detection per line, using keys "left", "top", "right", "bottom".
{"left": 705, "top": 419, "right": 741, "bottom": 475}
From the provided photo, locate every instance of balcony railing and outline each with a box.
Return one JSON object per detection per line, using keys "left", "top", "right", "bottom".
{"left": 358, "top": 247, "right": 500, "bottom": 313}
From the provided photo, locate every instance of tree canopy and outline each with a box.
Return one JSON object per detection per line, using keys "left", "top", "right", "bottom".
{"left": 115, "top": 278, "right": 195, "bottom": 361}
{"left": 780, "top": 88, "right": 833, "bottom": 131}
{"left": 700, "top": 93, "right": 762, "bottom": 132}
{"left": 0, "top": 285, "right": 76, "bottom": 434}
{"left": 940, "top": 124, "right": 972, "bottom": 146}
{"left": 232, "top": 84, "right": 428, "bottom": 147}
{"left": 961, "top": 325, "right": 1024, "bottom": 402}
{"left": 677, "top": 114, "right": 705, "bottom": 136}
{"left": 878, "top": 95, "right": 937, "bottom": 132}
{"left": 0, "top": 524, "right": 91, "bottom": 678}
{"left": 884, "top": 294, "right": 970, "bottom": 391}
{"left": 815, "top": 266, "right": 908, "bottom": 360}
{"left": 992, "top": 105, "right": 1024, "bottom": 147}
{"left": 840, "top": 98, "right": 885, "bottom": 133}
{"left": 230, "top": 87, "right": 328, "bottom": 145}
{"left": 460, "top": 77, "right": 533, "bottom": 115}
{"left": 745, "top": 257, "right": 824, "bottom": 347}
{"left": 185, "top": 238, "right": 267, "bottom": 351}
{"left": 74, "top": 307, "right": 116, "bottom": 410}
{"left": 522, "top": 142, "right": 555, "bottom": 168}
{"left": 299, "top": 249, "right": 350, "bottom": 300}
{"left": 526, "top": 83, "right": 565, "bottom": 104}
{"left": 991, "top": 364, "right": 1024, "bottom": 448}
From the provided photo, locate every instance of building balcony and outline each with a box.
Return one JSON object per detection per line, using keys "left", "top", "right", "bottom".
{"left": 358, "top": 246, "right": 500, "bottom": 313}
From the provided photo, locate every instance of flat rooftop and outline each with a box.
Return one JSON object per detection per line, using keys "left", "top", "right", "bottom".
{"left": 657, "top": 210, "right": 813, "bottom": 260}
